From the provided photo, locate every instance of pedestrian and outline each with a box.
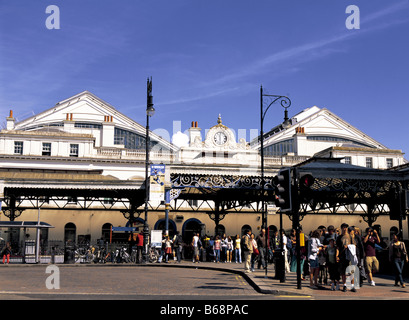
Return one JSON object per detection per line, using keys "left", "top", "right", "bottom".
{"left": 1, "top": 242, "right": 11, "bottom": 264}
{"left": 208, "top": 236, "right": 215, "bottom": 262}
{"left": 242, "top": 229, "right": 253, "bottom": 273}
{"left": 256, "top": 229, "right": 267, "bottom": 269}
{"left": 326, "top": 238, "right": 340, "bottom": 291}
{"left": 290, "top": 227, "right": 307, "bottom": 280}
{"left": 250, "top": 233, "right": 258, "bottom": 271}
{"left": 281, "top": 229, "right": 291, "bottom": 273}
{"left": 389, "top": 232, "right": 408, "bottom": 288}
{"left": 191, "top": 233, "right": 201, "bottom": 263}
{"left": 323, "top": 225, "right": 337, "bottom": 245}
{"left": 226, "top": 236, "right": 233, "bottom": 263}
{"left": 308, "top": 229, "right": 323, "bottom": 288}
{"left": 173, "top": 231, "right": 183, "bottom": 263}
{"left": 136, "top": 231, "right": 143, "bottom": 263}
{"left": 290, "top": 228, "right": 297, "bottom": 271}
{"left": 363, "top": 227, "right": 380, "bottom": 286}
{"left": 336, "top": 223, "right": 357, "bottom": 292}
{"left": 353, "top": 226, "right": 366, "bottom": 287}
{"left": 221, "top": 234, "right": 228, "bottom": 263}
{"left": 235, "top": 234, "right": 242, "bottom": 263}
{"left": 162, "top": 236, "right": 173, "bottom": 263}
{"left": 214, "top": 235, "right": 221, "bottom": 263}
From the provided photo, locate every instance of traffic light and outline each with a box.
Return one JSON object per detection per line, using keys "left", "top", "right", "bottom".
{"left": 299, "top": 173, "right": 315, "bottom": 190}
{"left": 273, "top": 168, "right": 292, "bottom": 212}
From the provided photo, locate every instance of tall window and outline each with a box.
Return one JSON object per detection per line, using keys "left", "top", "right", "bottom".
{"left": 366, "top": 157, "right": 373, "bottom": 168}
{"left": 64, "top": 223, "right": 76, "bottom": 244}
{"left": 344, "top": 156, "right": 352, "bottom": 165}
{"left": 70, "top": 144, "right": 79, "bottom": 157}
{"left": 386, "top": 158, "right": 393, "bottom": 169}
{"left": 14, "top": 141, "right": 23, "bottom": 155}
{"left": 42, "top": 142, "right": 52, "bottom": 156}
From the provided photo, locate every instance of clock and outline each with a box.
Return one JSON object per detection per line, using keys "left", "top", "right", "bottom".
{"left": 214, "top": 131, "right": 227, "bottom": 145}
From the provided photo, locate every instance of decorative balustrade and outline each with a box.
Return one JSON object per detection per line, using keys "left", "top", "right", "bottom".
{"left": 96, "top": 148, "right": 175, "bottom": 162}
{"left": 95, "top": 147, "right": 309, "bottom": 167}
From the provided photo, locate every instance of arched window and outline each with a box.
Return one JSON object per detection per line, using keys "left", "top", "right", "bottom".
{"left": 215, "top": 224, "right": 225, "bottom": 237}
{"left": 390, "top": 226, "right": 399, "bottom": 240}
{"left": 182, "top": 218, "right": 202, "bottom": 243}
{"left": 154, "top": 219, "right": 177, "bottom": 238}
{"left": 241, "top": 224, "right": 252, "bottom": 236}
{"left": 101, "top": 223, "right": 112, "bottom": 242}
{"left": 64, "top": 223, "right": 76, "bottom": 244}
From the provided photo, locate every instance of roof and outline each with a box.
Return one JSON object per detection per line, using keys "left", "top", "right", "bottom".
{"left": 0, "top": 221, "right": 54, "bottom": 229}
{"left": 295, "top": 157, "right": 403, "bottom": 180}
{"left": 0, "top": 168, "right": 144, "bottom": 190}
{"left": 13, "top": 91, "right": 178, "bottom": 152}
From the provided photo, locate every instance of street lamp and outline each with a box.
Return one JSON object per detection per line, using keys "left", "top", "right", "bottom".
{"left": 142, "top": 77, "right": 155, "bottom": 264}
{"left": 260, "top": 85, "right": 291, "bottom": 279}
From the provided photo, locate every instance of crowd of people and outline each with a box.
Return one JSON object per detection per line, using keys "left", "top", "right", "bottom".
{"left": 123, "top": 224, "right": 409, "bottom": 292}
{"left": 184, "top": 223, "right": 409, "bottom": 292}
{"left": 279, "top": 223, "right": 408, "bottom": 291}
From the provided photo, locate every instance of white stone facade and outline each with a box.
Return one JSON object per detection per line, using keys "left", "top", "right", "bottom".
{"left": 0, "top": 91, "right": 407, "bottom": 243}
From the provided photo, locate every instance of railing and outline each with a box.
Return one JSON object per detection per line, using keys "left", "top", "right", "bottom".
{"left": 96, "top": 147, "right": 175, "bottom": 162}
{"left": 96, "top": 147, "right": 309, "bottom": 167}
{"left": 263, "top": 155, "right": 309, "bottom": 167}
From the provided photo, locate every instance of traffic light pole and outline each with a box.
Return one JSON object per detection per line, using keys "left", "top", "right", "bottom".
{"left": 292, "top": 167, "right": 302, "bottom": 289}
{"left": 260, "top": 86, "right": 292, "bottom": 279}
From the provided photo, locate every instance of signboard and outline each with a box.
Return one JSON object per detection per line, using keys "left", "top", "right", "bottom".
{"left": 150, "top": 164, "right": 165, "bottom": 202}
{"left": 267, "top": 204, "right": 277, "bottom": 215}
{"left": 151, "top": 230, "right": 163, "bottom": 248}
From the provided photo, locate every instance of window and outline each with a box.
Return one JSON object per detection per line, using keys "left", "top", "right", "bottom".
{"left": 306, "top": 136, "right": 374, "bottom": 148}
{"left": 74, "top": 122, "right": 102, "bottom": 129}
{"left": 386, "top": 158, "right": 393, "bottom": 169}
{"left": 103, "top": 198, "right": 114, "bottom": 204}
{"left": 42, "top": 142, "right": 52, "bottom": 156}
{"left": 67, "top": 196, "right": 77, "bottom": 204}
{"left": 344, "top": 156, "right": 352, "bottom": 165}
{"left": 70, "top": 144, "right": 79, "bottom": 157}
{"left": 188, "top": 199, "right": 198, "bottom": 207}
{"left": 14, "top": 141, "right": 23, "bottom": 155}
{"left": 263, "top": 139, "right": 294, "bottom": 156}
{"left": 366, "top": 157, "right": 373, "bottom": 168}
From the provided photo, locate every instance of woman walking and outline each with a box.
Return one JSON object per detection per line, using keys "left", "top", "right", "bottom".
{"left": 1, "top": 242, "right": 11, "bottom": 264}
{"left": 389, "top": 232, "right": 408, "bottom": 288}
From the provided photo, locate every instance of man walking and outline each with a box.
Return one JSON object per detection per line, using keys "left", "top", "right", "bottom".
{"left": 242, "top": 229, "right": 253, "bottom": 273}
{"left": 192, "top": 233, "right": 201, "bottom": 263}
{"left": 256, "top": 229, "right": 267, "bottom": 269}
{"left": 363, "top": 227, "right": 380, "bottom": 286}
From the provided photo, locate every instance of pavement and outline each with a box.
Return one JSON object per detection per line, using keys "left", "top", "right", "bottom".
{"left": 140, "top": 259, "right": 409, "bottom": 299}
{"left": 2, "top": 260, "right": 409, "bottom": 299}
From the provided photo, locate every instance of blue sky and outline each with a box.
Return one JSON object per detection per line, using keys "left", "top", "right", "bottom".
{"left": 1, "top": 1, "right": 408, "bottom": 154}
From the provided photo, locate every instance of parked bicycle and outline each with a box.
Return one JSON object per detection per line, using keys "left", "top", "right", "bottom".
{"left": 148, "top": 246, "right": 160, "bottom": 263}
{"left": 74, "top": 244, "right": 95, "bottom": 263}
{"left": 112, "top": 246, "right": 132, "bottom": 263}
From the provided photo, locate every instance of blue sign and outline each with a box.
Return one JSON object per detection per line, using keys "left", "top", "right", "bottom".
{"left": 150, "top": 164, "right": 165, "bottom": 176}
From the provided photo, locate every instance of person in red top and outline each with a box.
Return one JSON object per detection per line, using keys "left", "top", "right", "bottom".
{"left": 136, "top": 232, "right": 144, "bottom": 263}
{"left": 363, "top": 227, "right": 380, "bottom": 286}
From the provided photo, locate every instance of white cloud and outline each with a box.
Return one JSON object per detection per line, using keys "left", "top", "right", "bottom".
{"left": 172, "top": 131, "right": 189, "bottom": 148}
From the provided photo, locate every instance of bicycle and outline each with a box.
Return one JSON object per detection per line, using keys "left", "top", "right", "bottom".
{"left": 148, "top": 246, "right": 160, "bottom": 263}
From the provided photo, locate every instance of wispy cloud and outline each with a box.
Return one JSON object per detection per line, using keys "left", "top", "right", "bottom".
{"left": 192, "top": 1, "right": 409, "bottom": 93}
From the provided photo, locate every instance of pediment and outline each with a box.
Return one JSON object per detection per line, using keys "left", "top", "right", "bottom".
{"left": 262, "top": 107, "right": 387, "bottom": 150}
{"left": 13, "top": 91, "right": 177, "bottom": 151}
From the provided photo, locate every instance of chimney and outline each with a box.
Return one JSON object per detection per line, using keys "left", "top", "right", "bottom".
{"left": 6, "top": 110, "right": 15, "bottom": 130}
{"left": 189, "top": 121, "right": 202, "bottom": 146}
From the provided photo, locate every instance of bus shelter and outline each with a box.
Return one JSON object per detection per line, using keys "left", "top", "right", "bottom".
{"left": 0, "top": 221, "right": 54, "bottom": 263}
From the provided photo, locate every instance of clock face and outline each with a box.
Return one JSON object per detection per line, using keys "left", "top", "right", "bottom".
{"left": 214, "top": 131, "right": 227, "bottom": 145}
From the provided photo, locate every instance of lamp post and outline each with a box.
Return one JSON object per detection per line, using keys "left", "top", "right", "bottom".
{"left": 142, "top": 77, "right": 155, "bottom": 264}
{"left": 260, "top": 85, "right": 291, "bottom": 279}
